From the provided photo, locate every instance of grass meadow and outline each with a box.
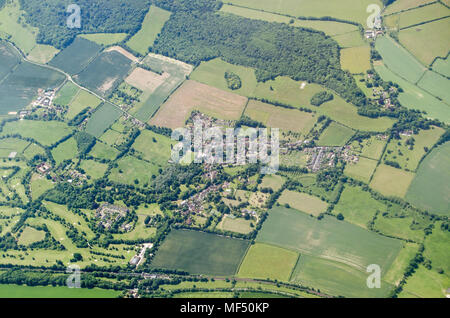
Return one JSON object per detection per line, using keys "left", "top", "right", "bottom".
{"left": 370, "top": 164, "right": 415, "bottom": 198}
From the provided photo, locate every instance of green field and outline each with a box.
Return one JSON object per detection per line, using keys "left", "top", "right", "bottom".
{"left": 217, "top": 216, "right": 253, "bottom": 234}
{"left": 190, "top": 58, "right": 257, "bottom": 96}
{"left": 131, "top": 129, "right": 173, "bottom": 166}
{"left": 383, "top": 127, "right": 444, "bottom": 171}
{"left": 417, "top": 70, "right": 450, "bottom": 103}
{"left": 79, "top": 160, "right": 108, "bottom": 180}
{"left": 0, "top": 0, "right": 38, "bottom": 54}
{"left": 318, "top": 122, "right": 354, "bottom": 146}
{"left": 344, "top": 157, "right": 378, "bottom": 183}
{"left": 227, "top": 0, "right": 382, "bottom": 25}
{"left": 374, "top": 215, "right": 424, "bottom": 242}
{"left": 113, "top": 215, "right": 156, "bottom": 241}
{"left": 333, "top": 186, "right": 386, "bottom": 229}
{"left": 17, "top": 226, "right": 45, "bottom": 246}
{"left": 340, "top": 46, "right": 371, "bottom": 74}
{"left": 383, "top": 0, "right": 436, "bottom": 15}
{"left": 290, "top": 254, "right": 393, "bottom": 298}
{"left": 1, "top": 120, "right": 73, "bottom": 146}
{"left": 0, "top": 284, "right": 121, "bottom": 298}
{"left": 331, "top": 31, "right": 367, "bottom": 48}
{"left": 220, "top": 4, "right": 359, "bottom": 37}
{"left": 0, "top": 61, "right": 65, "bottom": 114}
{"left": 405, "top": 142, "right": 450, "bottom": 215}
{"left": 257, "top": 206, "right": 402, "bottom": 273}
{"left": 79, "top": 33, "right": 128, "bottom": 46}
{"left": 51, "top": 137, "right": 78, "bottom": 166}
{"left": 424, "top": 222, "right": 450, "bottom": 276}
{"left": 370, "top": 164, "right": 415, "bottom": 198}
{"left": 277, "top": 190, "right": 328, "bottom": 216}
{"left": 399, "top": 17, "right": 450, "bottom": 66}
{"left": 0, "top": 41, "right": 20, "bottom": 81}
{"left": 432, "top": 56, "right": 450, "bottom": 77}
{"left": 244, "top": 100, "right": 316, "bottom": 135}
{"left": 375, "top": 64, "right": 450, "bottom": 123}
{"left": 150, "top": 229, "right": 250, "bottom": 276}
{"left": 375, "top": 36, "right": 426, "bottom": 83}
{"left": 109, "top": 155, "right": 158, "bottom": 185}
{"left": 384, "top": 243, "right": 419, "bottom": 285}
{"left": 85, "top": 103, "right": 123, "bottom": 138}
{"left": 27, "top": 44, "right": 59, "bottom": 64}
{"left": 76, "top": 51, "right": 132, "bottom": 97}
{"left": 0, "top": 138, "right": 29, "bottom": 158}
{"left": 349, "top": 136, "right": 387, "bottom": 160}
{"left": 88, "top": 142, "right": 119, "bottom": 161}
{"left": 53, "top": 81, "right": 79, "bottom": 107}
{"left": 259, "top": 174, "right": 285, "bottom": 191}
{"left": 30, "top": 174, "right": 54, "bottom": 200}
{"left": 66, "top": 90, "right": 102, "bottom": 120}
{"left": 387, "top": 2, "right": 449, "bottom": 29}
{"left": 252, "top": 76, "right": 395, "bottom": 132}
{"left": 126, "top": 5, "right": 171, "bottom": 55}
{"left": 399, "top": 265, "right": 449, "bottom": 298}
{"left": 49, "top": 37, "right": 102, "bottom": 75}
{"left": 237, "top": 243, "right": 298, "bottom": 281}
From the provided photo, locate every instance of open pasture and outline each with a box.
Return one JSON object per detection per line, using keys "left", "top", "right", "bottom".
{"left": 432, "top": 56, "right": 450, "bottom": 77}
{"left": 383, "top": 126, "right": 444, "bottom": 171}
{"left": 0, "top": 41, "right": 20, "bottom": 80}
{"left": 27, "top": 45, "right": 59, "bottom": 64}
{"left": 384, "top": 0, "right": 436, "bottom": 15}
{"left": 217, "top": 216, "right": 253, "bottom": 234}
{"left": 1, "top": 120, "right": 73, "bottom": 146}
{"left": 369, "top": 164, "right": 415, "bottom": 198}
{"left": 131, "top": 129, "right": 173, "bottom": 165}
{"left": 350, "top": 136, "right": 387, "bottom": 160}
{"left": 252, "top": 76, "right": 395, "bottom": 132}
{"left": 391, "top": 2, "right": 449, "bottom": 29}
{"left": 237, "top": 243, "right": 298, "bottom": 281}
{"left": 373, "top": 215, "right": 424, "bottom": 242}
{"left": 113, "top": 215, "right": 156, "bottom": 241}
{"left": 344, "top": 157, "right": 378, "bottom": 183}
{"left": 399, "top": 18, "right": 450, "bottom": 66}
{"left": 109, "top": 155, "right": 158, "bottom": 185}
{"left": 190, "top": 58, "right": 257, "bottom": 97}
{"left": 49, "top": 37, "right": 102, "bottom": 75}
{"left": 76, "top": 51, "right": 132, "bottom": 97}
{"left": 227, "top": 0, "right": 382, "bottom": 25}
{"left": 417, "top": 70, "right": 450, "bottom": 103}
{"left": 317, "top": 122, "right": 354, "bottom": 146}
{"left": 375, "top": 64, "right": 450, "bottom": 123}
{"left": 149, "top": 80, "right": 247, "bottom": 129}
{"left": 399, "top": 265, "right": 449, "bottom": 298}
{"left": 333, "top": 186, "right": 385, "bottom": 229}
{"left": 405, "top": 142, "right": 450, "bottom": 215}
{"left": 290, "top": 254, "right": 393, "bottom": 298}
{"left": 30, "top": 174, "right": 54, "bottom": 201}
{"left": 244, "top": 100, "right": 316, "bottom": 135}
{"left": 85, "top": 103, "right": 123, "bottom": 138}
{"left": 65, "top": 90, "right": 102, "bottom": 120}
{"left": 51, "top": 137, "right": 78, "bottom": 166}
{"left": 88, "top": 142, "right": 119, "bottom": 161}
{"left": 126, "top": 5, "right": 171, "bottom": 56}
{"left": 424, "top": 222, "right": 450, "bottom": 276}
{"left": 220, "top": 4, "right": 358, "bottom": 37}
{"left": 0, "top": 284, "right": 120, "bottom": 298}
{"left": 0, "top": 138, "right": 29, "bottom": 158}
{"left": 79, "top": 160, "right": 108, "bottom": 180}
{"left": 340, "top": 46, "right": 371, "bottom": 74}
{"left": 257, "top": 206, "right": 402, "bottom": 272}
{"left": 17, "top": 226, "right": 45, "bottom": 246}
{"left": 375, "top": 36, "right": 426, "bottom": 83}
{"left": 150, "top": 229, "right": 250, "bottom": 276}
{"left": 259, "top": 174, "right": 285, "bottom": 191}
{"left": 53, "top": 81, "right": 79, "bottom": 107}
{"left": 277, "top": 190, "right": 328, "bottom": 216}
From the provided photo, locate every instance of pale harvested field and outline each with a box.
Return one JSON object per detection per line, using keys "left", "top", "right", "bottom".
{"left": 125, "top": 67, "right": 169, "bottom": 93}
{"left": 149, "top": 80, "right": 248, "bottom": 128}
{"left": 105, "top": 46, "right": 139, "bottom": 63}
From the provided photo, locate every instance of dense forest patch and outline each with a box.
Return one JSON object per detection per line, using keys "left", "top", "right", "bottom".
{"left": 18, "top": 0, "right": 151, "bottom": 49}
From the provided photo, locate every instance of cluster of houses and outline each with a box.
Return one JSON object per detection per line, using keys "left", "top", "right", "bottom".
{"left": 33, "top": 89, "right": 56, "bottom": 108}
{"left": 95, "top": 204, "right": 129, "bottom": 230}
{"left": 129, "top": 243, "right": 153, "bottom": 267}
